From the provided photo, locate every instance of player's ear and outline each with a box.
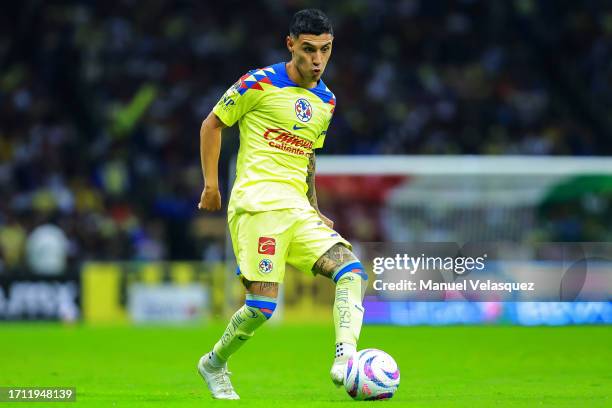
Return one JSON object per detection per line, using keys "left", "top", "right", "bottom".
{"left": 286, "top": 35, "right": 294, "bottom": 53}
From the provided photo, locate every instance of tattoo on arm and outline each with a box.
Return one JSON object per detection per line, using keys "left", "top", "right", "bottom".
{"left": 306, "top": 153, "right": 318, "bottom": 209}
{"left": 312, "top": 244, "right": 358, "bottom": 278}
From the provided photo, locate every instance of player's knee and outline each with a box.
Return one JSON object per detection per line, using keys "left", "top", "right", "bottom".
{"left": 245, "top": 294, "right": 277, "bottom": 320}
{"left": 333, "top": 261, "right": 368, "bottom": 284}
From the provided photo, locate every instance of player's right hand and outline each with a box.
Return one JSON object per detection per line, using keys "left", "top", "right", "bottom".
{"left": 198, "top": 185, "right": 221, "bottom": 211}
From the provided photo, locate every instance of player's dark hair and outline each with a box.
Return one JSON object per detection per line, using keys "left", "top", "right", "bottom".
{"left": 289, "top": 9, "right": 333, "bottom": 37}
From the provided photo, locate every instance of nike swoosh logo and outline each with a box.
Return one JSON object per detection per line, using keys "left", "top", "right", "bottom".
{"left": 293, "top": 124, "right": 307, "bottom": 130}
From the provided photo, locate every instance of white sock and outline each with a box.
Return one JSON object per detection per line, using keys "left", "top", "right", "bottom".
{"left": 335, "top": 342, "right": 356, "bottom": 360}
{"left": 208, "top": 351, "right": 226, "bottom": 368}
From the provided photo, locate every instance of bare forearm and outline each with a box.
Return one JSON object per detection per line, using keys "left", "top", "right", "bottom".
{"left": 197, "top": 112, "right": 224, "bottom": 211}
{"left": 306, "top": 152, "right": 318, "bottom": 210}
{"left": 200, "top": 114, "right": 222, "bottom": 188}
{"left": 306, "top": 152, "right": 333, "bottom": 228}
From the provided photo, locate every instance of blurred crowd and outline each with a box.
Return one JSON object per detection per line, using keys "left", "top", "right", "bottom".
{"left": 0, "top": 0, "right": 611, "bottom": 271}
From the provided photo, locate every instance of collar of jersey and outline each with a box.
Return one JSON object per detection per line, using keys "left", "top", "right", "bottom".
{"left": 276, "top": 62, "right": 325, "bottom": 91}
{"left": 268, "top": 62, "right": 333, "bottom": 104}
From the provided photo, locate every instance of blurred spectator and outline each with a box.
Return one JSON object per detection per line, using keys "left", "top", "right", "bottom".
{"left": 26, "top": 223, "right": 69, "bottom": 275}
{"left": 0, "top": 215, "right": 26, "bottom": 272}
{"left": 0, "top": 0, "right": 611, "bottom": 269}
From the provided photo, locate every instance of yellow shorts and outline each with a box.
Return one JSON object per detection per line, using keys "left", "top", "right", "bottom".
{"left": 228, "top": 207, "right": 351, "bottom": 283}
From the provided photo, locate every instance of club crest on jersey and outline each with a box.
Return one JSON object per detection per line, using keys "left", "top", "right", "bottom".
{"left": 295, "top": 98, "right": 313, "bottom": 122}
{"left": 258, "top": 237, "right": 276, "bottom": 255}
{"left": 259, "top": 259, "right": 274, "bottom": 274}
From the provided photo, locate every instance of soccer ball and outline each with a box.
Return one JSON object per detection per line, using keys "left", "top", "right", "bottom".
{"left": 344, "top": 348, "right": 400, "bottom": 400}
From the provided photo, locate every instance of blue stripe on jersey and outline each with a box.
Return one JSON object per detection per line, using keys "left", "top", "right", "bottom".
{"left": 264, "top": 62, "right": 335, "bottom": 105}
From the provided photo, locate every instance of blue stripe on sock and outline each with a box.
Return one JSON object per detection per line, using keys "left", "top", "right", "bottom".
{"left": 245, "top": 299, "right": 277, "bottom": 311}
{"left": 235, "top": 266, "right": 241, "bottom": 276}
{"left": 333, "top": 261, "right": 368, "bottom": 283}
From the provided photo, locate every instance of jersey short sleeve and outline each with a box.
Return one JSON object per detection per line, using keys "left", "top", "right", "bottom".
{"left": 213, "top": 74, "right": 261, "bottom": 127}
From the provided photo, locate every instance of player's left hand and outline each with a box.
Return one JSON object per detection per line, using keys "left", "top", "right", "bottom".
{"left": 198, "top": 185, "right": 222, "bottom": 211}
{"left": 318, "top": 212, "right": 334, "bottom": 229}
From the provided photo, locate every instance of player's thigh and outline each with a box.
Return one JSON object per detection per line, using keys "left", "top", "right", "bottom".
{"left": 229, "top": 210, "right": 293, "bottom": 283}
{"left": 286, "top": 207, "right": 353, "bottom": 277}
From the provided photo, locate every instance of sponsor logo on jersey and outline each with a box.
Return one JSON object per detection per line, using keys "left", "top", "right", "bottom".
{"left": 222, "top": 95, "right": 235, "bottom": 108}
{"left": 259, "top": 259, "right": 274, "bottom": 274}
{"left": 293, "top": 124, "right": 307, "bottom": 130}
{"left": 217, "top": 82, "right": 241, "bottom": 111}
{"left": 258, "top": 237, "right": 276, "bottom": 255}
{"left": 263, "top": 128, "right": 313, "bottom": 156}
{"left": 295, "top": 98, "right": 313, "bottom": 122}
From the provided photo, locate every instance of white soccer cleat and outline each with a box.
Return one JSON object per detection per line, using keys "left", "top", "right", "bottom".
{"left": 330, "top": 343, "right": 357, "bottom": 387}
{"left": 198, "top": 353, "right": 240, "bottom": 400}
{"left": 330, "top": 357, "right": 349, "bottom": 387}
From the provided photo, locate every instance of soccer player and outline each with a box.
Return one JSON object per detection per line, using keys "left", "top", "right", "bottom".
{"left": 197, "top": 9, "right": 367, "bottom": 400}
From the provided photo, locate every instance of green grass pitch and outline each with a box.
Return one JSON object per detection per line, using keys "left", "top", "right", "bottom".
{"left": 0, "top": 323, "right": 610, "bottom": 407}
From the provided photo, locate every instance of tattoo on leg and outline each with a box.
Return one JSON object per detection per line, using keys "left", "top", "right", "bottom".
{"left": 246, "top": 281, "right": 279, "bottom": 297}
{"left": 313, "top": 244, "right": 358, "bottom": 278}
{"left": 258, "top": 282, "right": 278, "bottom": 290}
